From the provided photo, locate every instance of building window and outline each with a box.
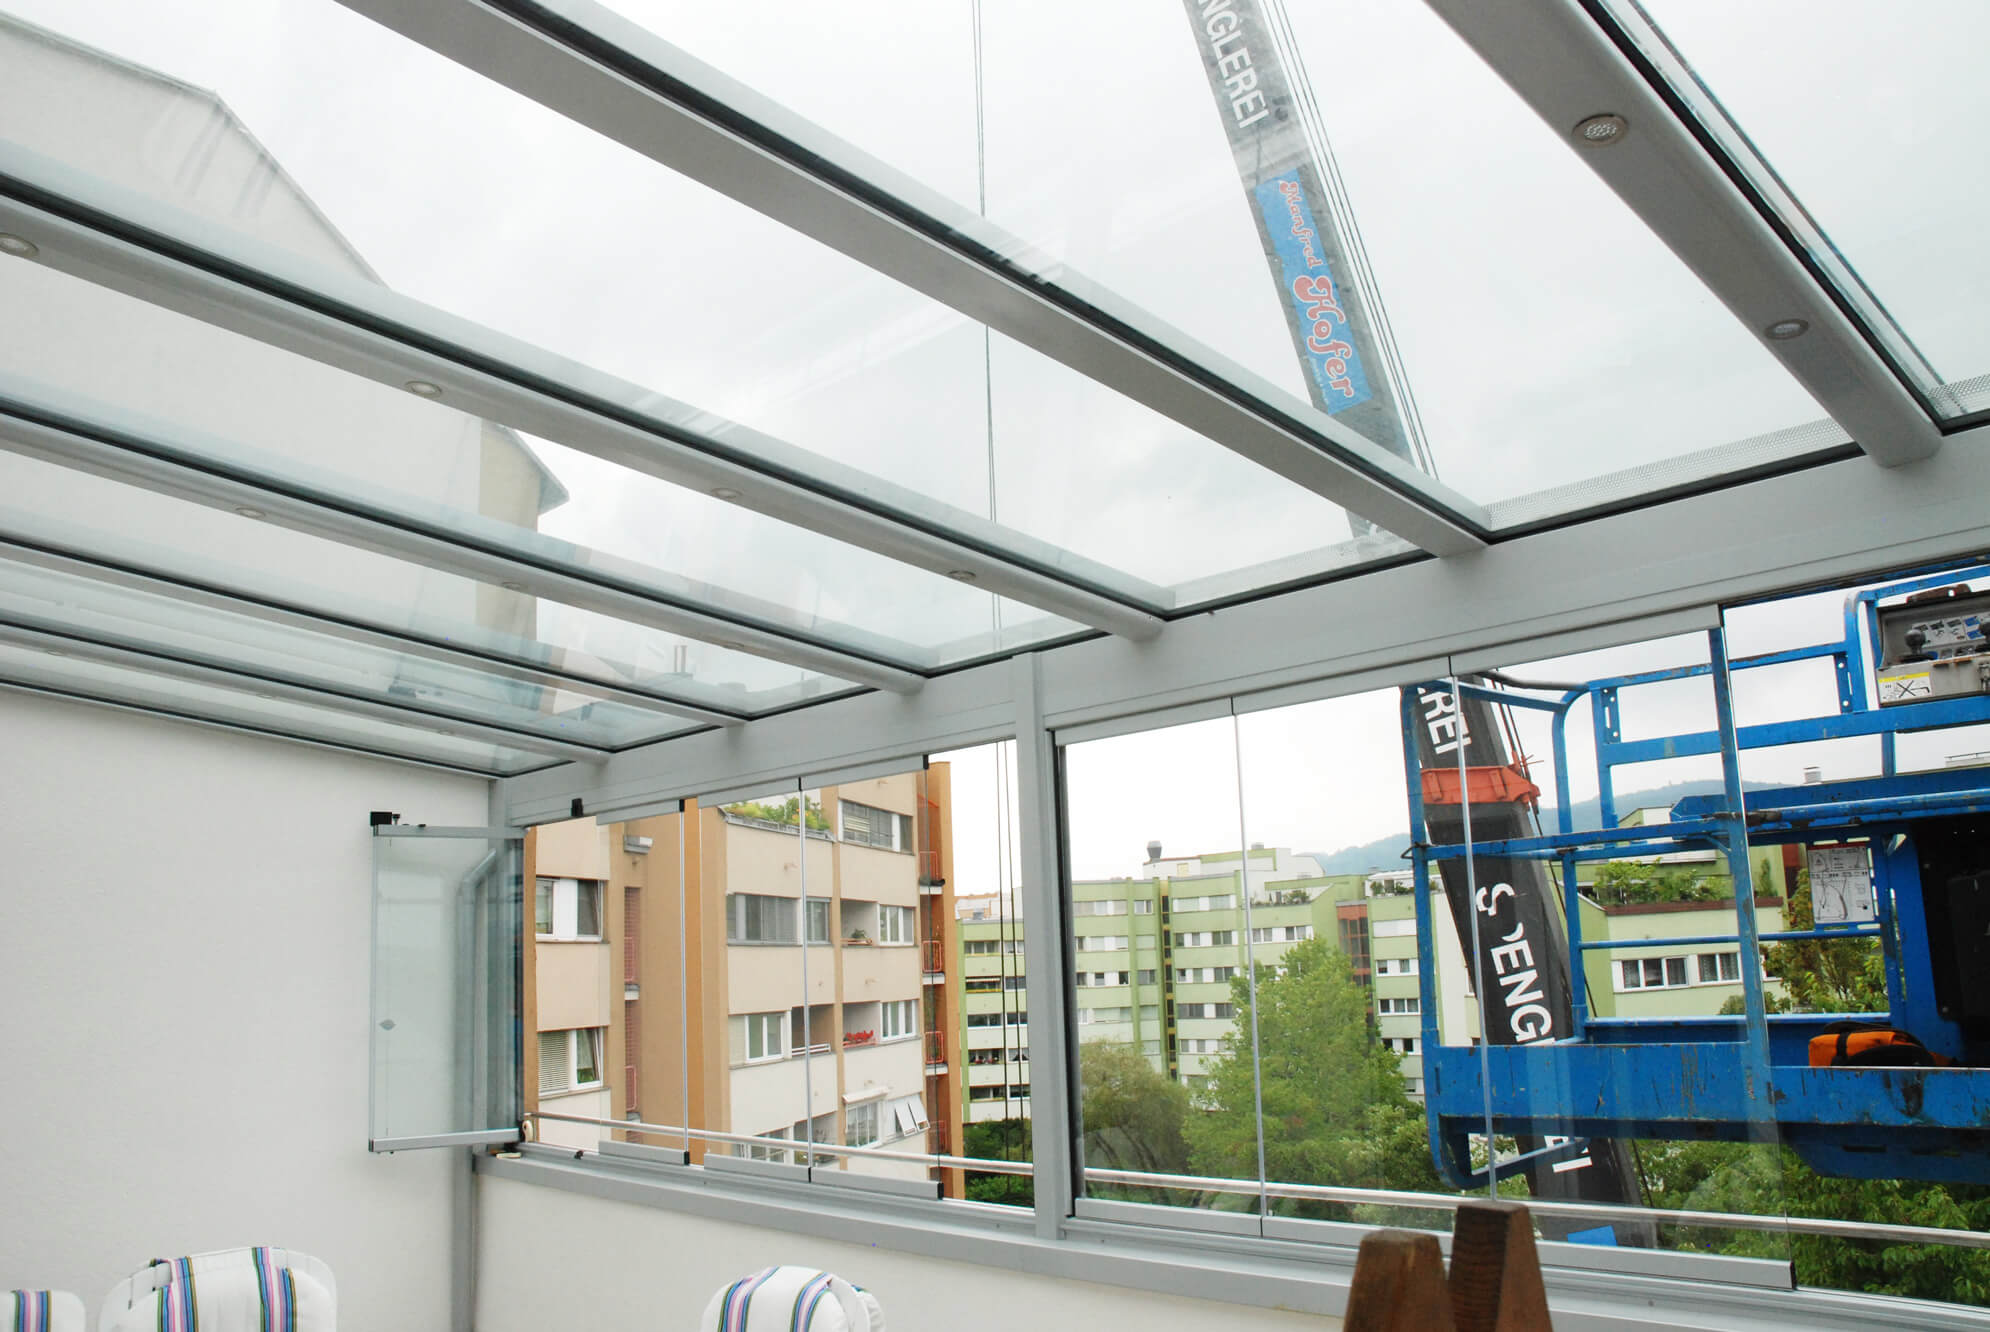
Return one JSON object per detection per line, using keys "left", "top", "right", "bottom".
{"left": 534, "top": 877, "right": 603, "bottom": 941}
{"left": 966, "top": 977, "right": 1001, "bottom": 993}
{"left": 1078, "top": 1006, "right": 1133, "bottom": 1024}
{"left": 805, "top": 897, "right": 831, "bottom": 945}
{"left": 1132, "top": 901, "right": 1155, "bottom": 914}
{"left": 1372, "top": 919, "right": 1417, "bottom": 939}
{"left": 1383, "top": 1036, "right": 1419, "bottom": 1055}
{"left": 968, "top": 1048, "right": 1004, "bottom": 1065}
{"left": 1172, "top": 930, "right": 1236, "bottom": 948}
{"left": 1697, "top": 952, "right": 1742, "bottom": 983}
{"left": 1374, "top": 957, "right": 1419, "bottom": 976}
{"left": 733, "top": 1011, "right": 787, "bottom": 1063}
{"left": 845, "top": 1099, "right": 881, "bottom": 1147}
{"left": 877, "top": 904, "right": 915, "bottom": 944}
{"left": 1178, "top": 1002, "right": 1236, "bottom": 1020}
{"left": 1377, "top": 997, "right": 1421, "bottom": 1015}
{"left": 1175, "top": 965, "right": 1238, "bottom": 983}
{"left": 1076, "top": 971, "right": 1128, "bottom": 987}
{"left": 1249, "top": 925, "right": 1313, "bottom": 944}
{"left": 1620, "top": 956, "right": 1691, "bottom": 990}
{"left": 966, "top": 1011, "right": 1025, "bottom": 1028}
{"left": 885, "top": 1093, "right": 929, "bottom": 1137}
{"left": 1173, "top": 894, "right": 1235, "bottom": 912}
{"left": 1135, "top": 969, "right": 1157, "bottom": 985}
{"left": 1078, "top": 934, "right": 1129, "bottom": 951}
{"left": 881, "top": 999, "right": 918, "bottom": 1040}
{"left": 537, "top": 1028, "right": 604, "bottom": 1095}
{"left": 727, "top": 892, "right": 798, "bottom": 944}
{"left": 1073, "top": 899, "right": 1129, "bottom": 916}
{"left": 841, "top": 799, "right": 911, "bottom": 852}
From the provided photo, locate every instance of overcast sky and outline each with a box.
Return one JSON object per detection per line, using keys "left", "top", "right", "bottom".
{"left": 6, "top": 0, "right": 1985, "bottom": 865}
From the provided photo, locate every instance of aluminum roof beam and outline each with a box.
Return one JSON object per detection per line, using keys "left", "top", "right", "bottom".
{"left": 1427, "top": 0, "right": 1942, "bottom": 469}
{"left": 0, "top": 619, "right": 610, "bottom": 763}
{"left": 0, "top": 143, "right": 1166, "bottom": 642}
{"left": 332, "top": 0, "right": 1490, "bottom": 558}
{"left": 0, "top": 673, "right": 522, "bottom": 778}
{"left": 0, "top": 382, "right": 931, "bottom": 694}
{"left": 0, "top": 533, "right": 754, "bottom": 728}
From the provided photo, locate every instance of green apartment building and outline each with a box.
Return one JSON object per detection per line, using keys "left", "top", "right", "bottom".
{"left": 955, "top": 845, "right": 1482, "bottom": 1123}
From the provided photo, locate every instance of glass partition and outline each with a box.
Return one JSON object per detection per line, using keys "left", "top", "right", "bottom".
{"left": 1430, "top": 631, "right": 1791, "bottom": 1259}
{"left": 370, "top": 826, "right": 522, "bottom": 1150}
{"left": 940, "top": 741, "right": 1033, "bottom": 1207}
{"left": 1063, "top": 714, "right": 1256, "bottom": 1214}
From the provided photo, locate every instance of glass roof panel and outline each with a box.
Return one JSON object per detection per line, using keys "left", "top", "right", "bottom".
{"left": 0, "top": 640, "right": 555, "bottom": 774}
{"left": 0, "top": 0, "right": 1401, "bottom": 605}
{"left": 573, "top": 0, "right": 1834, "bottom": 516}
{"left": 0, "top": 556, "right": 703, "bottom": 749}
{"left": 0, "top": 453, "right": 859, "bottom": 718}
{"left": 0, "top": 258, "right": 1081, "bottom": 672}
{"left": 1599, "top": 0, "right": 1990, "bottom": 423}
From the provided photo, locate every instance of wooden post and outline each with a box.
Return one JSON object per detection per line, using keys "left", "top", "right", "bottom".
{"left": 1449, "top": 1201, "right": 1552, "bottom": 1332}
{"left": 1342, "top": 1202, "right": 1553, "bottom": 1331}
{"left": 1343, "top": 1231, "right": 1456, "bottom": 1332}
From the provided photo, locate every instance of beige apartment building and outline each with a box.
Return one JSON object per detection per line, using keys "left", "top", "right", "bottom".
{"left": 525, "top": 767, "right": 963, "bottom": 1193}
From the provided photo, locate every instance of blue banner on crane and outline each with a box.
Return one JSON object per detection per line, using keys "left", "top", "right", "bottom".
{"left": 1251, "top": 170, "right": 1373, "bottom": 414}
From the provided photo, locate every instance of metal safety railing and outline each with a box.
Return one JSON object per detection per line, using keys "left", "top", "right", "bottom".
{"left": 524, "top": 1109, "right": 1033, "bottom": 1176}
{"left": 519, "top": 1111, "right": 1990, "bottom": 1251}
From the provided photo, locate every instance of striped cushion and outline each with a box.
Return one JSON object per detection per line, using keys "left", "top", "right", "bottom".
{"left": 105, "top": 1258, "right": 331, "bottom": 1332}
{"left": 700, "top": 1267, "right": 883, "bottom": 1332}
{"left": 1, "top": 1291, "right": 84, "bottom": 1332}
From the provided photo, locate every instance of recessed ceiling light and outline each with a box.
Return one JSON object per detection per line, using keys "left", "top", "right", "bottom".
{"left": 404, "top": 380, "right": 443, "bottom": 398}
{"left": 946, "top": 569, "right": 978, "bottom": 583}
{"left": 1572, "top": 113, "right": 1628, "bottom": 147}
{"left": 709, "top": 487, "right": 742, "bottom": 501}
{"left": 500, "top": 580, "right": 527, "bottom": 592}
{"left": 718, "top": 641, "right": 748, "bottom": 652}
{"left": 233, "top": 505, "right": 267, "bottom": 519}
{"left": 436, "top": 729, "right": 457, "bottom": 737}
{"left": 1764, "top": 318, "right": 1810, "bottom": 341}
{"left": 44, "top": 648, "right": 67, "bottom": 657}
{"left": 0, "top": 233, "right": 38, "bottom": 258}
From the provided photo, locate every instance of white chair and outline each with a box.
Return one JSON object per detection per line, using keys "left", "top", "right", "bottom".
{"left": 1, "top": 1290, "right": 86, "bottom": 1332}
{"left": 98, "top": 1248, "right": 335, "bottom": 1332}
{"left": 701, "top": 1267, "right": 884, "bottom": 1332}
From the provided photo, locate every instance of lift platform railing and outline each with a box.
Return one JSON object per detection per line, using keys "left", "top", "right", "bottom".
{"left": 1400, "top": 563, "right": 1990, "bottom": 1188}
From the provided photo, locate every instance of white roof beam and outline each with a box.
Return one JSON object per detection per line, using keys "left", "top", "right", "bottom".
{"left": 0, "top": 384, "right": 931, "bottom": 694}
{"left": 1426, "top": 0, "right": 1941, "bottom": 468}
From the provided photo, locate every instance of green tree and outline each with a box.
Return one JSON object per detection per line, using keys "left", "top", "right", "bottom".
{"left": 1080, "top": 1040, "right": 1191, "bottom": 1174}
{"left": 1588, "top": 858, "right": 1729, "bottom": 906}
{"left": 721, "top": 795, "right": 829, "bottom": 831}
{"left": 1184, "top": 938, "right": 1442, "bottom": 1219}
{"left": 961, "top": 1117, "right": 1033, "bottom": 1207}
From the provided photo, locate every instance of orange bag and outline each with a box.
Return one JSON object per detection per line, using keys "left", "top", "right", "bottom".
{"left": 1807, "top": 1021, "right": 1957, "bottom": 1068}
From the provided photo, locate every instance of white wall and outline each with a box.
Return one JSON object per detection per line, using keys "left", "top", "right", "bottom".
{"left": 476, "top": 1175, "right": 1339, "bottom": 1331}
{"left": 0, "top": 694, "right": 489, "bottom": 1325}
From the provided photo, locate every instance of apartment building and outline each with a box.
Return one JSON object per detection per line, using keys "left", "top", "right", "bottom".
{"left": 959, "top": 844, "right": 1476, "bottom": 1118}
{"left": 529, "top": 768, "right": 963, "bottom": 1188}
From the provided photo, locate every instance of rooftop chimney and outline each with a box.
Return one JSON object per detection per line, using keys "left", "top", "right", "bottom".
{"left": 1146, "top": 840, "right": 1162, "bottom": 863}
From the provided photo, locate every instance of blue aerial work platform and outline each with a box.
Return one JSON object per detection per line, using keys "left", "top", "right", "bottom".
{"left": 1400, "top": 563, "right": 1990, "bottom": 1188}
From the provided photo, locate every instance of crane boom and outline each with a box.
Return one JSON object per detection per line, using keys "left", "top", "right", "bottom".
{"left": 1180, "top": 0, "right": 1649, "bottom": 1238}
